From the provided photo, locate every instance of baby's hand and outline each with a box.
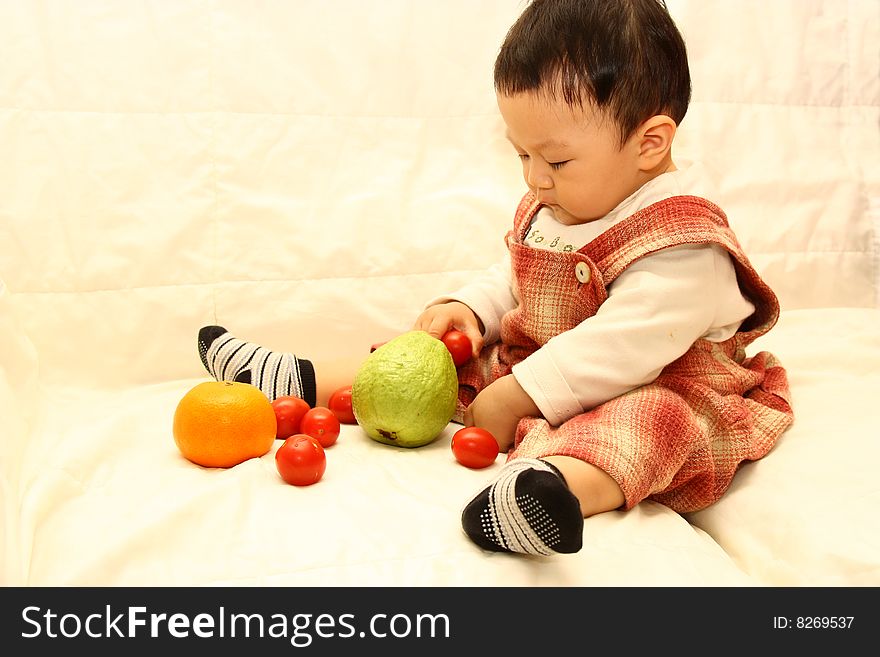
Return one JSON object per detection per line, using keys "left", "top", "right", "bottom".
{"left": 413, "top": 301, "right": 483, "bottom": 359}
{"left": 463, "top": 375, "right": 540, "bottom": 453}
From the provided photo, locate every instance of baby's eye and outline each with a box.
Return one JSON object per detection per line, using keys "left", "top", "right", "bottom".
{"left": 517, "top": 153, "right": 530, "bottom": 161}
{"left": 548, "top": 160, "right": 570, "bottom": 170}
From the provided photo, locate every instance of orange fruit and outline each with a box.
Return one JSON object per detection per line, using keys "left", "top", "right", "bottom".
{"left": 173, "top": 380, "right": 277, "bottom": 468}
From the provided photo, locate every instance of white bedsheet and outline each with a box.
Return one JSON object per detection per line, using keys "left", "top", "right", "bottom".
{"left": 1, "top": 0, "right": 878, "bottom": 587}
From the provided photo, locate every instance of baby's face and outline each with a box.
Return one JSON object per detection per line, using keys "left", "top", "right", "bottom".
{"left": 498, "top": 90, "right": 644, "bottom": 225}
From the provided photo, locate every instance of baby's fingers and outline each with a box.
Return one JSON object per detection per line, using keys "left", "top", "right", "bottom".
{"left": 426, "top": 315, "right": 453, "bottom": 340}
{"left": 461, "top": 327, "right": 484, "bottom": 357}
{"left": 412, "top": 308, "right": 445, "bottom": 337}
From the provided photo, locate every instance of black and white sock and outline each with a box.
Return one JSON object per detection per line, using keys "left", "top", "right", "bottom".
{"left": 461, "top": 458, "right": 583, "bottom": 555}
{"left": 198, "top": 325, "right": 316, "bottom": 406}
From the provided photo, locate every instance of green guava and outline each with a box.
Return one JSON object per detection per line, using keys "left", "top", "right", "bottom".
{"left": 351, "top": 330, "right": 458, "bottom": 448}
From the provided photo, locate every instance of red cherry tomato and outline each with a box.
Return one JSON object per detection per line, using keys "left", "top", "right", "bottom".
{"left": 451, "top": 427, "right": 499, "bottom": 469}
{"left": 327, "top": 385, "right": 356, "bottom": 424}
{"left": 300, "top": 406, "right": 341, "bottom": 448}
{"left": 271, "top": 395, "right": 311, "bottom": 439}
{"left": 275, "top": 434, "right": 326, "bottom": 486}
{"left": 441, "top": 330, "right": 473, "bottom": 367}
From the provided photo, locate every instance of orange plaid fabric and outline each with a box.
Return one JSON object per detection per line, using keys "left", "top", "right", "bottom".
{"left": 456, "top": 193, "right": 793, "bottom": 513}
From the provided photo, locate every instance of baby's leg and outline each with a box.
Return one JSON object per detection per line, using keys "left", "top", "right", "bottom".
{"left": 311, "top": 355, "right": 366, "bottom": 407}
{"left": 461, "top": 458, "right": 583, "bottom": 555}
{"left": 542, "top": 455, "right": 624, "bottom": 517}
{"left": 460, "top": 455, "right": 623, "bottom": 556}
{"left": 198, "top": 325, "right": 364, "bottom": 407}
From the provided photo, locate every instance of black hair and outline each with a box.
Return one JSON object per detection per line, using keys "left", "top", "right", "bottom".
{"left": 494, "top": 0, "right": 691, "bottom": 145}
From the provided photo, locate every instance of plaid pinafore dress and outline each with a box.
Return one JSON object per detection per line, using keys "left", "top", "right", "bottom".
{"left": 455, "top": 192, "right": 794, "bottom": 513}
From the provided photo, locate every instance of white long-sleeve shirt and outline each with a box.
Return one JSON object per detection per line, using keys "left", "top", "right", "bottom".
{"left": 429, "top": 162, "right": 756, "bottom": 426}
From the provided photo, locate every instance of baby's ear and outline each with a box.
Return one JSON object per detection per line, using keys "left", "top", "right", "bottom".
{"left": 636, "top": 115, "right": 677, "bottom": 169}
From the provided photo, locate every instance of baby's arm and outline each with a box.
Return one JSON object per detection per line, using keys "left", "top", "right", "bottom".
{"left": 462, "top": 374, "right": 539, "bottom": 452}
{"left": 514, "top": 243, "right": 751, "bottom": 426}
{"left": 420, "top": 253, "right": 517, "bottom": 347}
{"left": 413, "top": 299, "right": 538, "bottom": 450}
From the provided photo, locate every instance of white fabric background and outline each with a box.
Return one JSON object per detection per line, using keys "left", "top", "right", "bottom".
{"left": 1, "top": 0, "right": 878, "bottom": 586}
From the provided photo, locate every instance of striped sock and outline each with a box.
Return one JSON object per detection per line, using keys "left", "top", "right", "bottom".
{"left": 197, "top": 325, "right": 316, "bottom": 407}
{"left": 461, "top": 458, "right": 583, "bottom": 555}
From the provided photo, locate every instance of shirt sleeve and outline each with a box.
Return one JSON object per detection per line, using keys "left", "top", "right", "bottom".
{"left": 511, "top": 243, "right": 741, "bottom": 426}
{"left": 423, "top": 252, "right": 518, "bottom": 344}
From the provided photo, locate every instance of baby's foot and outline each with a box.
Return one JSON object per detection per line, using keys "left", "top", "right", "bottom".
{"left": 461, "top": 458, "right": 583, "bottom": 555}
{"left": 197, "top": 325, "right": 316, "bottom": 406}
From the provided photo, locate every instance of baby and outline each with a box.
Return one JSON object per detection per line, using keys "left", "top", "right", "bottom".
{"left": 198, "top": 0, "right": 793, "bottom": 556}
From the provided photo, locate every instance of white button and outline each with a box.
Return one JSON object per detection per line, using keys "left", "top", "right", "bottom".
{"left": 575, "top": 261, "right": 591, "bottom": 284}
